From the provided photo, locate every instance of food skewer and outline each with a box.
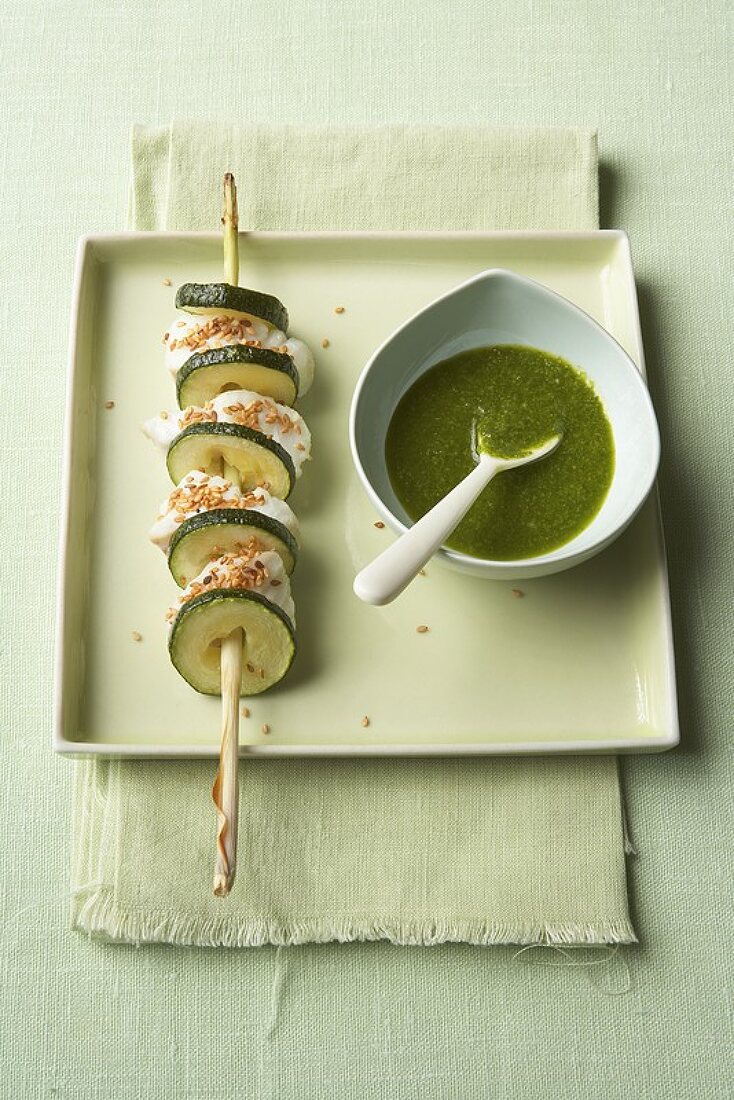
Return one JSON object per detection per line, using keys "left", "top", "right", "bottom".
{"left": 146, "top": 174, "right": 312, "bottom": 896}
{"left": 212, "top": 173, "right": 243, "bottom": 896}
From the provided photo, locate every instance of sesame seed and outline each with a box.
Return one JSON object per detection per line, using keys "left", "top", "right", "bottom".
{"left": 261, "top": 724, "right": 270, "bottom": 735}
{"left": 416, "top": 625, "right": 429, "bottom": 634}
{"left": 418, "top": 568, "right": 427, "bottom": 576}
{"left": 321, "top": 338, "right": 330, "bottom": 348}
{"left": 247, "top": 663, "right": 255, "bottom": 673}
{"left": 361, "top": 716, "right": 370, "bottom": 728}
{"left": 131, "top": 631, "right": 142, "bottom": 642}
{"left": 512, "top": 588, "right": 525, "bottom": 598}
{"left": 334, "top": 306, "right": 345, "bottom": 314}
{"left": 104, "top": 400, "right": 115, "bottom": 409}
{"left": 241, "top": 707, "right": 250, "bottom": 718}
{"left": 374, "top": 521, "right": 385, "bottom": 529}
{"left": 160, "top": 410, "right": 169, "bottom": 420}
{"left": 162, "top": 278, "right": 172, "bottom": 287}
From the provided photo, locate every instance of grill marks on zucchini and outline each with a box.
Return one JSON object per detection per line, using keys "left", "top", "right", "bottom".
{"left": 166, "top": 422, "right": 296, "bottom": 499}
{"left": 176, "top": 345, "right": 299, "bottom": 408}
{"left": 176, "top": 283, "right": 288, "bottom": 332}
{"left": 168, "top": 589, "right": 296, "bottom": 696}
{"left": 168, "top": 508, "right": 298, "bottom": 585}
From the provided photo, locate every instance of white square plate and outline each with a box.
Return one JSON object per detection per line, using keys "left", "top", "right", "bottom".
{"left": 55, "top": 230, "right": 678, "bottom": 756}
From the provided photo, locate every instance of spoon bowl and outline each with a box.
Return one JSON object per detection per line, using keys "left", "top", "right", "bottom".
{"left": 349, "top": 268, "right": 660, "bottom": 581}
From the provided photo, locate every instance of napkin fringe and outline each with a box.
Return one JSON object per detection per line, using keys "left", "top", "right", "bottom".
{"left": 73, "top": 887, "right": 637, "bottom": 947}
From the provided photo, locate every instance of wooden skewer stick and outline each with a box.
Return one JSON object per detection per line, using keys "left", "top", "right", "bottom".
{"left": 212, "top": 173, "right": 242, "bottom": 897}
{"left": 212, "top": 626, "right": 242, "bottom": 896}
{"left": 223, "top": 171, "right": 239, "bottom": 286}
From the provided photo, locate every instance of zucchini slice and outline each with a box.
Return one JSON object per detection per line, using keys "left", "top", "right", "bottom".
{"left": 166, "top": 422, "right": 296, "bottom": 499}
{"left": 169, "top": 589, "right": 296, "bottom": 696}
{"left": 176, "top": 345, "right": 298, "bottom": 408}
{"left": 168, "top": 508, "right": 298, "bottom": 585}
{"left": 175, "top": 283, "right": 288, "bottom": 332}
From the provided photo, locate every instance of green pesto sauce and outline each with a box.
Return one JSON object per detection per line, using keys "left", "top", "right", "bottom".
{"left": 385, "top": 345, "right": 615, "bottom": 560}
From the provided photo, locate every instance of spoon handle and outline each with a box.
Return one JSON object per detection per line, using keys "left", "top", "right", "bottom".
{"left": 353, "top": 455, "right": 498, "bottom": 606}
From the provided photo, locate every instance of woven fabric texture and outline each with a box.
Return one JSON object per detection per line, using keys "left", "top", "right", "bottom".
{"left": 0, "top": 1, "right": 731, "bottom": 1096}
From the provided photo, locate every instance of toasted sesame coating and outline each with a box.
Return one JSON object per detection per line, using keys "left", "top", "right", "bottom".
{"left": 165, "top": 544, "right": 267, "bottom": 622}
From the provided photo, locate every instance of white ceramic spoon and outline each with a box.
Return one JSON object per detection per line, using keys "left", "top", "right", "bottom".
{"left": 353, "top": 434, "right": 561, "bottom": 606}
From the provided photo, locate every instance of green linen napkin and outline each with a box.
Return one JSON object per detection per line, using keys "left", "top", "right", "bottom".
{"left": 72, "top": 123, "right": 635, "bottom": 947}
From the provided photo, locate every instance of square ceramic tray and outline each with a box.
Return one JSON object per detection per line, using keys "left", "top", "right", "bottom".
{"left": 54, "top": 230, "right": 678, "bottom": 756}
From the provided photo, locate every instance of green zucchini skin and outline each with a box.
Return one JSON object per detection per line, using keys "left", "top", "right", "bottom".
{"left": 166, "top": 422, "right": 296, "bottom": 499}
{"left": 168, "top": 588, "right": 296, "bottom": 696}
{"left": 176, "top": 344, "right": 299, "bottom": 408}
{"left": 175, "top": 282, "right": 288, "bottom": 332}
{"left": 168, "top": 507, "right": 298, "bottom": 584}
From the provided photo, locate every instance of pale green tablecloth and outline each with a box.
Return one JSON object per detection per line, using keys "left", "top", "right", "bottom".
{"left": 72, "top": 123, "right": 635, "bottom": 948}
{"left": 1, "top": 1, "right": 732, "bottom": 1097}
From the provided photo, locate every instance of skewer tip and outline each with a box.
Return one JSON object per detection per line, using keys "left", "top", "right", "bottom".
{"left": 223, "top": 173, "right": 238, "bottom": 224}
{"left": 213, "top": 872, "right": 235, "bottom": 897}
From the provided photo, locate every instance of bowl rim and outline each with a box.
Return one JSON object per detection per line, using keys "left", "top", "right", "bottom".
{"left": 348, "top": 267, "right": 661, "bottom": 572}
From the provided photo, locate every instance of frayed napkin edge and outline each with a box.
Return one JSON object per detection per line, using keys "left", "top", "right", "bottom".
{"left": 71, "top": 886, "right": 637, "bottom": 948}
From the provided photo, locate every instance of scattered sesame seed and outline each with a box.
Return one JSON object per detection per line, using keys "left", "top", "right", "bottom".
{"left": 241, "top": 706, "right": 250, "bottom": 718}
{"left": 321, "top": 338, "right": 330, "bottom": 348}
{"left": 160, "top": 410, "right": 169, "bottom": 420}
{"left": 131, "top": 631, "right": 142, "bottom": 642}
{"left": 416, "top": 625, "right": 429, "bottom": 634}
{"left": 418, "top": 568, "right": 427, "bottom": 576}
{"left": 361, "top": 716, "right": 370, "bottom": 728}
{"left": 247, "top": 663, "right": 255, "bottom": 673}
{"left": 162, "top": 278, "right": 172, "bottom": 287}
{"left": 374, "top": 521, "right": 385, "bottom": 529}
{"left": 512, "top": 588, "right": 525, "bottom": 598}
{"left": 104, "top": 400, "right": 115, "bottom": 409}
{"left": 334, "top": 306, "right": 345, "bottom": 314}
{"left": 261, "top": 724, "right": 270, "bottom": 735}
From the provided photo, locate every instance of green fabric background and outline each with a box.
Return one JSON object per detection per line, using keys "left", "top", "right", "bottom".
{"left": 1, "top": 0, "right": 731, "bottom": 1096}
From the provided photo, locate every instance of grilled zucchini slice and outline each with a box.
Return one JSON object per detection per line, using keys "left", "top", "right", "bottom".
{"left": 169, "top": 589, "right": 296, "bottom": 696}
{"left": 176, "top": 345, "right": 298, "bottom": 408}
{"left": 175, "top": 283, "right": 288, "bottom": 332}
{"left": 168, "top": 508, "right": 298, "bottom": 585}
{"left": 166, "top": 422, "right": 295, "bottom": 499}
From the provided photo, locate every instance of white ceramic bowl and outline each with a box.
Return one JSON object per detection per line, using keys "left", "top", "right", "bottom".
{"left": 349, "top": 269, "right": 660, "bottom": 580}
